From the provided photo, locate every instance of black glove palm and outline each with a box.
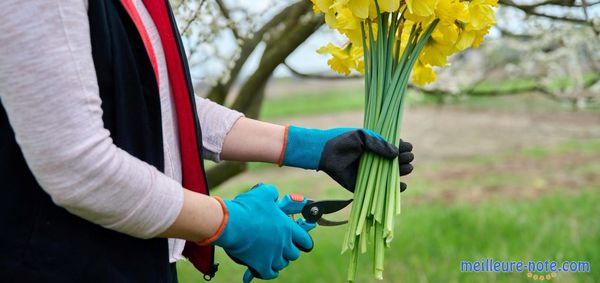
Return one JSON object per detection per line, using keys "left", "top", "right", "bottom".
{"left": 281, "top": 126, "right": 414, "bottom": 192}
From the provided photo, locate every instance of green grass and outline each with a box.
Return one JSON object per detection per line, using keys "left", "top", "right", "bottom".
{"left": 186, "top": 84, "right": 600, "bottom": 282}
{"left": 407, "top": 91, "right": 600, "bottom": 112}
{"left": 469, "top": 78, "right": 538, "bottom": 95}
{"left": 520, "top": 139, "right": 600, "bottom": 159}
{"left": 467, "top": 73, "right": 599, "bottom": 95}
{"left": 178, "top": 139, "right": 600, "bottom": 282}
{"left": 177, "top": 188, "right": 599, "bottom": 283}
{"left": 259, "top": 76, "right": 599, "bottom": 120}
{"left": 555, "top": 139, "right": 600, "bottom": 153}
{"left": 261, "top": 89, "right": 364, "bottom": 119}
{"left": 411, "top": 138, "right": 600, "bottom": 197}
{"left": 547, "top": 73, "right": 600, "bottom": 91}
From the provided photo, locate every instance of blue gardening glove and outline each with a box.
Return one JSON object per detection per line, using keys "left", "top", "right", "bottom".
{"left": 213, "top": 184, "right": 313, "bottom": 282}
{"left": 281, "top": 126, "right": 414, "bottom": 192}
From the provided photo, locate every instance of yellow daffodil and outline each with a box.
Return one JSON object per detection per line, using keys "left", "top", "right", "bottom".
{"left": 454, "top": 0, "right": 496, "bottom": 49}
{"left": 317, "top": 43, "right": 363, "bottom": 75}
{"left": 403, "top": 10, "right": 435, "bottom": 25}
{"left": 311, "top": 3, "right": 320, "bottom": 14}
{"left": 397, "top": 20, "right": 417, "bottom": 51}
{"left": 364, "top": 20, "right": 379, "bottom": 47}
{"left": 378, "top": 0, "right": 400, "bottom": 13}
{"left": 310, "top": 0, "right": 333, "bottom": 13}
{"left": 330, "top": 0, "right": 349, "bottom": 12}
{"left": 435, "top": 0, "right": 469, "bottom": 24}
{"left": 313, "top": 0, "right": 495, "bottom": 83}
{"left": 406, "top": 0, "right": 438, "bottom": 17}
{"left": 335, "top": 7, "right": 361, "bottom": 30}
{"left": 332, "top": 7, "right": 364, "bottom": 45}
{"left": 317, "top": 43, "right": 352, "bottom": 75}
{"left": 471, "top": 26, "right": 491, "bottom": 47}
{"left": 310, "top": 0, "right": 339, "bottom": 29}
{"left": 311, "top": 2, "right": 497, "bottom": 279}
{"left": 468, "top": 0, "right": 496, "bottom": 30}
{"left": 432, "top": 22, "right": 459, "bottom": 45}
{"left": 350, "top": 43, "right": 365, "bottom": 73}
{"left": 348, "top": 0, "right": 370, "bottom": 19}
{"left": 325, "top": 13, "right": 338, "bottom": 28}
{"left": 454, "top": 29, "right": 476, "bottom": 51}
{"left": 482, "top": 0, "right": 499, "bottom": 6}
{"left": 420, "top": 38, "right": 452, "bottom": 67}
{"left": 412, "top": 61, "right": 437, "bottom": 85}
{"left": 368, "top": 1, "right": 378, "bottom": 19}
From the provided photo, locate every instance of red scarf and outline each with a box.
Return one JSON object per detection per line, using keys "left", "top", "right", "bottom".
{"left": 120, "top": 0, "right": 216, "bottom": 278}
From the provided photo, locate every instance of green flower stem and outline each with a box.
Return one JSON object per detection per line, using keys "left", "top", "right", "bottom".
{"left": 346, "top": 12, "right": 440, "bottom": 283}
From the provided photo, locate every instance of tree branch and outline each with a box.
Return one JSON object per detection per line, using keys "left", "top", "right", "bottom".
{"left": 214, "top": 0, "right": 240, "bottom": 39}
{"left": 206, "top": 161, "right": 247, "bottom": 189}
{"left": 206, "top": 1, "right": 309, "bottom": 104}
{"left": 231, "top": 5, "right": 324, "bottom": 112}
{"left": 502, "top": 0, "right": 600, "bottom": 9}
{"left": 201, "top": 2, "right": 324, "bottom": 189}
{"left": 283, "top": 61, "right": 363, "bottom": 80}
{"left": 284, "top": 60, "right": 468, "bottom": 96}
{"left": 180, "top": 0, "right": 207, "bottom": 35}
{"left": 499, "top": 0, "right": 599, "bottom": 26}
{"left": 495, "top": 25, "right": 536, "bottom": 39}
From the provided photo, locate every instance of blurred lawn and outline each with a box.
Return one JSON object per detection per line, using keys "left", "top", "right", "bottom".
{"left": 178, "top": 190, "right": 600, "bottom": 282}
{"left": 260, "top": 89, "right": 364, "bottom": 119}
{"left": 180, "top": 85, "right": 599, "bottom": 282}
{"left": 260, "top": 90, "right": 600, "bottom": 120}
{"left": 178, "top": 138, "right": 600, "bottom": 283}
{"left": 259, "top": 75, "right": 600, "bottom": 120}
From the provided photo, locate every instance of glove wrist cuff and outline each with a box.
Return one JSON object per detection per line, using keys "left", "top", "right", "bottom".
{"left": 277, "top": 125, "right": 290, "bottom": 167}
{"left": 197, "top": 196, "right": 229, "bottom": 246}
{"left": 280, "top": 125, "right": 323, "bottom": 170}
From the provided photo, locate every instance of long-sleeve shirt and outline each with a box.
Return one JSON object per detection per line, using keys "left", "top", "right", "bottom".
{"left": 0, "top": 0, "right": 243, "bottom": 262}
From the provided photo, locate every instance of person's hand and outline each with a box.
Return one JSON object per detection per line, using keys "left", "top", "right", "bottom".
{"left": 280, "top": 126, "right": 414, "bottom": 192}
{"left": 212, "top": 184, "right": 313, "bottom": 282}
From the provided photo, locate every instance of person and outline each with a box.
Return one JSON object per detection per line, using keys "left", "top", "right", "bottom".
{"left": 0, "top": 1, "right": 414, "bottom": 282}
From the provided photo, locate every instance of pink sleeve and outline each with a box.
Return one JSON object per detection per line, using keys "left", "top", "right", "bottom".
{"left": 195, "top": 96, "right": 244, "bottom": 162}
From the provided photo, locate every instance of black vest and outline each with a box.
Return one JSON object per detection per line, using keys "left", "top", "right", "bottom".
{"left": 0, "top": 1, "right": 186, "bottom": 282}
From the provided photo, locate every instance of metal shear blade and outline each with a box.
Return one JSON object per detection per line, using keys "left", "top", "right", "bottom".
{"left": 301, "top": 199, "right": 352, "bottom": 226}
{"left": 316, "top": 217, "right": 348, "bottom": 226}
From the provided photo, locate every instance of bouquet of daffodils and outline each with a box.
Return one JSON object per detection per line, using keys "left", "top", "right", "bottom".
{"left": 311, "top": 0, "right": 497, "bottom": 281}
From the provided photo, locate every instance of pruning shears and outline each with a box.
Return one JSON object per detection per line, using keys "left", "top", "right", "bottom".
{"left": 243, "top": 194, "right": 352, "bottom": 283}
{"left": 277, "top": 193, "right": 352, "bottom": 231}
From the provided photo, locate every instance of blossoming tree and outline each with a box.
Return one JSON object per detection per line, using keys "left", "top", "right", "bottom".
{"left": 172, "top": 0, "right": 599, "bottom": 187}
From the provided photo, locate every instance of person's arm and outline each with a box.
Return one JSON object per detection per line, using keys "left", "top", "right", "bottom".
{"left": 193, "top": 96, "right": 246, "bottom": 162}
{"left": 193, "top": 97, "right": 284, "bottom": 163}
{"left": 220, "top": 120, "right": 414, "bottom": 192}
{"left": 0, "top": 0, "right": 220, "bottom": 242}
{"left": 220, "top": 117, "right": 285, "bottom": 163}
{"left": 158, "top": 190, "right": 222, "bottom": 241}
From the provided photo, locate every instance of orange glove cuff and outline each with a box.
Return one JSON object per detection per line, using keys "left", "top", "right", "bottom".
{"left": 196, "top": 196, "right": 229, "bottom": 246}
{"left": 277, "top": 125, "right": 290, "bottom": 167}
